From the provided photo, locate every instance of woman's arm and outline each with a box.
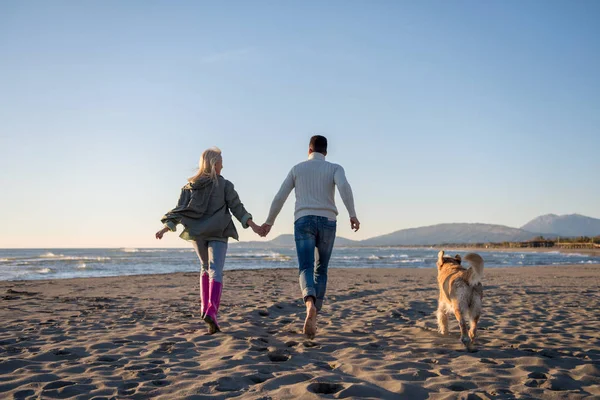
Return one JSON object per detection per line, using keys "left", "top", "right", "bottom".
{"left": 160, "top": 188, "right": 192, "bottom": 231}
{"left": 224, "top": 180, "right": 252, "bottom": 228}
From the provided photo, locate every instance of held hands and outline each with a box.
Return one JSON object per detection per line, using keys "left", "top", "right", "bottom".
{"left": 155, "top": 227, "right": 169, "bottom": 240}
{"left": 248, "top": 219, "right": 272, "bottom": 237}
{"left": 248, "top": 219, "right": 270, "bottom": 237}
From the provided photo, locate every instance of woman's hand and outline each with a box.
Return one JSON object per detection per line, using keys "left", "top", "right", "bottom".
{"left": 155, "top": 227, "right": 169, "bottom": 240}
{"left": 248, "top": 219, "right": 266, "bottom": 236}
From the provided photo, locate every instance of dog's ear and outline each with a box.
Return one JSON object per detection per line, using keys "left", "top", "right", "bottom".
{"left": 455, "top": 254, "right": 461, "bottom": 264}
{"left": 437, "top": 250, "right": 445, "bottom": 268}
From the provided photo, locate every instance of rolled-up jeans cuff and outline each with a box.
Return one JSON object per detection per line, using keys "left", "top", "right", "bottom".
{"left": 302, "top": 288, "right": 316, "bottom": 303}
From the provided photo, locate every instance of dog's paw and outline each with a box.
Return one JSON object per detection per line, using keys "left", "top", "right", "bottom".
{"left": 466, "top": 343, "right": 478, "bottom": 353}
{"left": 460, "top": 336, "right": 471, "bottom": 347}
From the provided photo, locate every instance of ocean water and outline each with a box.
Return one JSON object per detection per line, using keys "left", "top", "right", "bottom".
{"left": 0, "top": 247, "right": 598, "bottom": 281}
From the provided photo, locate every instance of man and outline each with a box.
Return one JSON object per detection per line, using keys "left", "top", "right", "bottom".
{"left": 261, "top": 135, "right": 360, "bottom": 338}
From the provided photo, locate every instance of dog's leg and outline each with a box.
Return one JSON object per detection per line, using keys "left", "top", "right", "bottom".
{"left": 436, "top": 303, "right": 448, "bottom": 335}
{"left": 453, "top": 303, "right": 470, "bottom": 347}
{"left": 469, "top": 315, "right": 480, "bottom": 342}
{"left": 468, "top": 290, "right": 482, "bottom": 344}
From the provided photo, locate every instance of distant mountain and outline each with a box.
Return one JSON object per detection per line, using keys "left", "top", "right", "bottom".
{"left": 233, "top": 214, "right": 600, "bottom": 247}
{"left": 521, "top": 214, "right": 600, "bottom": 237}
{"left": 360, "top": 223, "right": 538, "bottom": 246}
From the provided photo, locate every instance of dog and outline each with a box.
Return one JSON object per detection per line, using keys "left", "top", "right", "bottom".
{"left": 436, "top": 250, "right": 484, "bottom": 349}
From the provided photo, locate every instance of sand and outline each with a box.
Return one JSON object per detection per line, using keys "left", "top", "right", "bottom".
{"left": 1, "top": 265, "right": 599, "bottom": 399}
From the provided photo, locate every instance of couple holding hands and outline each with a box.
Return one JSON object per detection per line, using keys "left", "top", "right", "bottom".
{"left": 156, "top": 135, "right": 359, "bottom": 337}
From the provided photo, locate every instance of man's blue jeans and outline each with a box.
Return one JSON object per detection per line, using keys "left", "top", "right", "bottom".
{"left": 294, "top": 216, "right": 337, "bottom": 311}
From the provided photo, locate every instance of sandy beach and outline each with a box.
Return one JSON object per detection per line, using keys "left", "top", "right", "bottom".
{"left": 1, "top": 265, "right": 599, "bottom": 399}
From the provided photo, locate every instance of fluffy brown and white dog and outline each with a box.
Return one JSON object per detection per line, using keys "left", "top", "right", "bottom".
{"left": 436, "top": 251, "right": 484, "bottom": 349}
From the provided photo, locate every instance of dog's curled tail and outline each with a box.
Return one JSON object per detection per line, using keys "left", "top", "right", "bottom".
{"left": 464, "top": 253, "right": 484, "bottom": 286}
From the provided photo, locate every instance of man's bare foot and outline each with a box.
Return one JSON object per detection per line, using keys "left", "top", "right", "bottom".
{"left": 303, "top": 300, "right": 317, "bottom": 339}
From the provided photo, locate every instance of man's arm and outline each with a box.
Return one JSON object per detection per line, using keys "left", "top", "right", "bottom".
{"left": 334, "top": 165, "right": 360, "bottom": 231}
{"left": 334, "top": 166, "right": 357, "bottom": 218}
{"left": 265, "top": 168, "right": 295, "bottom": 226}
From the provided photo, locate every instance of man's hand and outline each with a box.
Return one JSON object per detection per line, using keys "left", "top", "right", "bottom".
{"left": 248, "top": 219, "right": 265, "bottom": 236}
{"left": 260, "top": 223, "right": 272, "bottom": 237}
{"left": 155, "top": 227, "right": 169, "bottom": 239}
{"left": 350, "top": 217, "right": 360, "bottom": 232}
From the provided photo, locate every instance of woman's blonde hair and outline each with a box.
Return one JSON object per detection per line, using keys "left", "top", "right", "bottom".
{"left": 188, "top": 147, "right": 222, "bottom": 184}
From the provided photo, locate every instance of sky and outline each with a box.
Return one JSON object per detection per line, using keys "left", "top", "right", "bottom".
{"left": 1, "top": 0, "right": 599, "bottom": 248}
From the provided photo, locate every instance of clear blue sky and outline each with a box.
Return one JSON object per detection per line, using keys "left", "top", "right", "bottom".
{"left": 1, "top": 0, "right": 599, "bottom": 248}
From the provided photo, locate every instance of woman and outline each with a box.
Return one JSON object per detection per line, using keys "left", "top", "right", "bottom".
{"left": 156, "top": 147, "right": 263, "bottom": 334}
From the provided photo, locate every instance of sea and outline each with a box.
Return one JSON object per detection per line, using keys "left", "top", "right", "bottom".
{"left": 1, "top": 247, "right": 599, "bottom": 281}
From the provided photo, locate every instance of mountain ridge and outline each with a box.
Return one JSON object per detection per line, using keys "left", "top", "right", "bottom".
{"left": 521, "top": 213, "right": 600, "bottom": 237}
{"left": 233, "top": 214, "right": 599, "bottom": 247}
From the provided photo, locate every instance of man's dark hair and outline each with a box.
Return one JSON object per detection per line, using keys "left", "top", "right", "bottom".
{"left": 309, "top": 135, "right": 328, "bottom": 154}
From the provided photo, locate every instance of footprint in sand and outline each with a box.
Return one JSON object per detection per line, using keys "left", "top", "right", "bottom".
{"left": 97, "top": 355, "right": 119, "bottom": 363}
{"left": 489, "top": 389, "right": 513, "bottom": 397}
{"left": 136, "top": 367, "right": 165, "bottom": 380}
{"left": 307, "top": 382, "right": 345, "bottom": 395}
{"left": 540, "top": 374, "right": 582, "bottom": 391}
{"left": 247, "top": 372, "right": 273, "bottom": 384}
{"left": 447, "top": 382, "right": 477, "bottom": 392}
{"left": 249, "top": 337, "right": 270, "bottom": 352}
{"left": 13, "top": 389, "right": 35, "bottom": 399}
{"left": 124, "top": 365, "right": 145, "bottom": 371}
{"left": 267, "top": 349, "right": 290, "bottom": 362}
{"left": 119, "top": 382, "right": 139, "bottom": 396}
{"left": 43, "top": 380, "right": 76, "bottom": 390}
{"left": 527, "top": 371, "right": 548, "bottom": 380}
{"left": 158, "top": 341, "right": 175, "bottom": 352}
{"left": 215, "top": 376, "right": 245, "bottom": 392}
{"left": 365, "top": 342, "right": 383, "bottom": 351}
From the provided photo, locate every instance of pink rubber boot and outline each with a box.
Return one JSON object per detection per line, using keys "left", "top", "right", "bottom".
{"left": 203, "top": 280, "right": 223, "bottom": 334}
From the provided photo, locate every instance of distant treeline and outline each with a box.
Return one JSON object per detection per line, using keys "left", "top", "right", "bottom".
{"left": 430, "top": 235, "right": 600, "bottom": 249}
{"left": 551, "top": 236, "right": 600, "bottom": 244}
